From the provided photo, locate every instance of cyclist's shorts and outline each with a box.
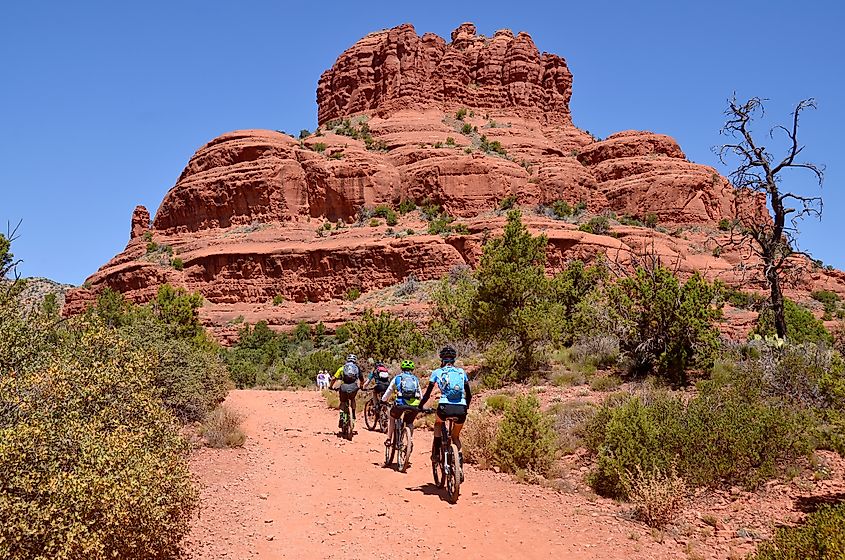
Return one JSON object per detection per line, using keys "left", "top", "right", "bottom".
{"left": 374, "top": 382, "right": 389, "bottom": 395}
{"left": 436, "top": 403, "right": 467, "bottom": 424}
{"left": 390, "top": 404, "right": 419, "bottom": 423}
{"left": 339, "top": 385, "right": 359, "bottom": 405}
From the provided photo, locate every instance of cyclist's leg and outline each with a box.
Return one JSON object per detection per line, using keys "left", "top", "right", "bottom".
{"left": 452, "top": 422, "right": 465, "bottom": 451}
{"left": 349, "top": 389, "right": 358, "bottom": 419}
{"left": 403, "top": 407, "right": 419, "bottom": 437}
{"left": 432, "top": 408, "right": 445, "bottom": 461}
{"left": 386, "top": 405, "right": 399, "bottom": 444}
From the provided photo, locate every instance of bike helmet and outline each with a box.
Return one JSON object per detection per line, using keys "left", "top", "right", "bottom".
{"left": 400, "top": 359, "right": 415, "bottom": 371}
{"left": 346, "top": 354, "right": 358, "bottom": 364}
{"left": 439, "top": 345, "right": 457, "bottom": 362}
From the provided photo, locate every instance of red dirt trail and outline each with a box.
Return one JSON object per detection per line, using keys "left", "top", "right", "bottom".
{"left": 186, "top": 390, "right": 685, "bottom": 559}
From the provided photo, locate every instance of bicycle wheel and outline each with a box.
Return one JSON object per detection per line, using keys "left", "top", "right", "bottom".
{"left": 340, "top": 411, "right": 349, "bottom": 439}
{"left": 363, "top": 400, "right": 377, "bottom": 431}
{"left": 446, "top": 443, "right": 461, "bottom": 503}
{"left": 432, "top": 449, "right": 445, "bottom": 488}
{"left": 398, "top": 426, "right": 413, "bottom": 472}
{"left": 384, "top": 422, "right": 396, "bottom": 467}
{"left": 378, "top": 405, "right": 389, "bottom": 433}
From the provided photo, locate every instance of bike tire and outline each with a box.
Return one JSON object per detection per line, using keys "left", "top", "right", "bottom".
{"left": 364, "top": 400, "right": 377, "bottom": 431}
{"left": 347, "top": 415, "right": 354, "bottom": 441}
{"left": 433, "top": 453, "right": 445, "bottom": 488}
{"left": 398, "top": 426, "right": 413, "bottom": 473}
{"left": 378, "top": 405, "right": 389, "bottom": 433}
{"left": 447, "top": 443, "right": 461, "bottom": 503}
{"left": 384, "top": 423, "right": 396, "bottom": 467}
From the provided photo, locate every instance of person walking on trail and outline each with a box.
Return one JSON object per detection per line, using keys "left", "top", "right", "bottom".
{"left": 329, "top": 355, "right": 364, "bottom": 428}
{"left": 316, "top": 370, "right": 328, "bottom": 390}
{"left": 362, "top": 361, "right": 391, "bottom": 410}
{"left": 381, "top": 359, "right": 422, "bottom": 447}
{"left": 418, "top": 345, "right": 472, "bottom": 468}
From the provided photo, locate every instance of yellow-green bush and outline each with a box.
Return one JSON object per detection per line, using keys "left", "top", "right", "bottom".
{"left": 494, "top": 394, "right": 557, "bottom": 475}
{"left": 0, "top": 323, "right": 197, "bottom": 560}
{"left": 750, "top": 503, "right": 845, "bottom": 559}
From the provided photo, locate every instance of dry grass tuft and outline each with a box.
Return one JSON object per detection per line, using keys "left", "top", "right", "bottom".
{"left": 201, "top": 405, "right": 246, "bottom": 448}
{"left": 627, "top": 465, "right": 687, "bottom": 528}
{"left": 461, "top": 409, "right": 501, "bottom": 469}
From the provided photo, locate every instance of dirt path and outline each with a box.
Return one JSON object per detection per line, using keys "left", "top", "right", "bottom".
{"left": 186, "top": 390, "right": 685, "bottom": 559}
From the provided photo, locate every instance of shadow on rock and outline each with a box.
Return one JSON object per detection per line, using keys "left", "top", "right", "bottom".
{"left": 794, "top": 492, "right": 845, "bottom": 513}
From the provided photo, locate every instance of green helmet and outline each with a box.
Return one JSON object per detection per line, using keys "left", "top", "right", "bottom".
{"left": 400, "top": 359, "right": 415, "bottom": 371}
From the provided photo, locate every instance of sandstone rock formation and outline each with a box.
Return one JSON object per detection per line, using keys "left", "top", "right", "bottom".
{"left": 64, "top": 23, "right": 845, "bottom": 339}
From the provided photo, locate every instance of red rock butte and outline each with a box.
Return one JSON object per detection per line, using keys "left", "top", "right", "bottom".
{"left": 64, "top": 23, "right": 845, "bottom": 339}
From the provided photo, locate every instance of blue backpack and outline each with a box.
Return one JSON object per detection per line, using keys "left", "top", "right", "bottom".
{"left": 342, "top": 362, "right": 359, "bottom": 383}
{"left": 437, "top": 367, "right": 465, "bottom": 402}
{"left": 398, "top": 373, "right": 420, "bottom": 400}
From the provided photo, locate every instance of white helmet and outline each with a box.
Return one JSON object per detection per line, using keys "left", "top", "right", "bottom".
{"left": 346, "top": 354, "right": 358, "bottom": 364}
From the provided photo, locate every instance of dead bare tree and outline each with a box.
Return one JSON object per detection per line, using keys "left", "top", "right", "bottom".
{"left": 716, "top": 96, "right": 825, "bottom": 338}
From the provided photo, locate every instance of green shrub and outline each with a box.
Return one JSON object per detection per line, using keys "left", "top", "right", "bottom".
{"left": 369, "top": 218, "right": 379, "bottom": 227}
{"left": 299, "top": 129, "right": 310, "bottom": 139}
{"left": 428, "top": 214, "right": 454, "bottom": 235}
{"left": 461, "top": 123, "right": 473, "bottom": 134}
{"left": 494, "top": 395, "right": 557, "bottom": 475}
{"left": 753, "top": 299, "right": 832, "bottom": 345}
{"left": 750, "top": 503, "right": 845, "bottom": 559}
{"left": 0, "top": 322, "right": 198, "bottom": 560}
{"left": 455, "top": 107, "right": 468, "bottom": 120}
{"left": 346, "top": 288, "right": 361, "bottom": 301}
{"left": 570, "top": 334, "right": 619, "bottom": 370}
{"left": 171, "top": 256, "right": 184, "bottom": 270}
{"left": 585, "top": 391, "right": 811, "bottom": 498}
{"left": 485, "top": 393, "right": 514, "bottom": 413}
{"left": 609, "top": 268, "right": 722, "bottom": 384}
{"left": 644, "top": 213, "right": 658, "bottom": 229}
{"left": 349, "top": 308, "right": 431, "bottom": 362}
{"left": 272, "top": 294, "right": 285, "bottom": 305}
{"left": 445, "top": 136, "right": 456, "bottom": 146}
{"left": 589, "top": 374, "right": 621, "bottom": 392}
{"left": 312, "top": 142, "right": 326, "bottom": 153}
{"left": 551, "top": 200, "right": 574, "bottom": 218}
{"left": 499, "top": 194, "right": 517, "bottom": 210}
{"left": 578, "top": 216, "right": 611, "bottom": 236}
{"left": 717, "top": 218, "right": 731, "bottom": 231}
{"left": 397, "top": 199, "right": 416, "bottom": 214}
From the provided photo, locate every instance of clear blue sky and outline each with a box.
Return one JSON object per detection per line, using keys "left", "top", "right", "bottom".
{"left": 2, "top": 1, "right": 842, "bottom": 285}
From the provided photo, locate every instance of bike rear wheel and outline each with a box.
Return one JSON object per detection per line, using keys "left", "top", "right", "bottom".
{"left": 446, "top": 443, "right": 461, "bottom": 503}
{"left": 377, "top": 405, "right": 389, "bottom": 433}
{"left": 364, "top": 400, "right": 377, "bottom": 431}
{"left": 398, "top": 426, "right": 413, "bottom": 472}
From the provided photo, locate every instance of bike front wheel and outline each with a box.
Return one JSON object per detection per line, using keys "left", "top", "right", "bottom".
{"left": 446, "top": 443, "right": 461, "bottom": 503}
{"left": 378, "top": 406, "right": 389, "bottom": 433}
{"left": 432, "top": 452, "right": 445, "bottom": 488}
{"left": 398, "top": 426, "right": 413, "bottom": 472}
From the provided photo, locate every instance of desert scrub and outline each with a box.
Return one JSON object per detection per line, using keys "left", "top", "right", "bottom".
{"left": 201, "top": 405, "right": 246, "bottom": 448}
{"left": 626, "top": 465, "right": 687, "bottom": 528}
{"left": 549, "top": 400, "right": 596, "bottom": 454}
{"left": 494, "top": 394, "right": 557, "bottom": 475}
{"left": 484, "top": 393, "right": 514, "bottom": 413}
{"left": 578, "top": 215, "right": 611, "bottom": 236}
{"left": 461, "top": 409, "right": 501, "bottom": 469}
{"left": 346, "top": 288, "right": 361, "bottom": 301}
{"left": 0, "top": 323, "right": 198, "bottom": 560}
{"left": 750, "top": 503, "right": 845, "bottom": 559}
{"left": 585, "top": 391, "right": 812, "bottom": 498}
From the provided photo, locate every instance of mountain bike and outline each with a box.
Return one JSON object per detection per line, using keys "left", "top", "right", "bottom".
{"left": 422, "top": 408, "right": 462, "bottom": 504}
{"left": 383, "top": 407, "right": 415, "bottom": 472}
{"left": 333, "top": 388, "right": 355, "bottom": 440}
{"left": 363, "top": 388, "right": 389, "bottom": 433}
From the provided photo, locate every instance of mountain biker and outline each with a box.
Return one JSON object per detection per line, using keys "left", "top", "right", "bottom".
{"left": 418, "top": 345, "right": 471, "bottom": 468}
{"left": 330, "top": 354, "right": 364, "bottom": 428}
{"left": 381, "top": 359, "right": 422, "bottom": 447}
{"left": 362, "top": 361, "right": 391, "bottom": 411}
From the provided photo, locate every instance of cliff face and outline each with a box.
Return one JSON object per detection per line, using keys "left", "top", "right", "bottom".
{"left": 63, "top": 23, "right": 843, "bottom": 339}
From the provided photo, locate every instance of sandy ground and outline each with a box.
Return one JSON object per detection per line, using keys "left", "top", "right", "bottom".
{"left": 185, "top": 390, "right": 690, "bottom": 560}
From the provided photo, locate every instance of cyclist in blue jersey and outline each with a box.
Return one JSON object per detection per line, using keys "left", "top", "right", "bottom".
{"left": 381, "top": 359, "right": 422, "bottom": 446}
{"left": 418, "top": 345, "right": 472, "bottom": 467}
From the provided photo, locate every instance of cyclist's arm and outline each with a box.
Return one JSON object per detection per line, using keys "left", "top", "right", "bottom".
{"left": 329, "top": 366, "right": 343, "bottom": 389}
{"left": 464, "top": 380, "right": 472, "bottom": 407}
{"left": 381, "top": 381, "right": 395, "bottom": 403}
{"left": 418, "top": 381, "right": 435, "bottom": 408}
